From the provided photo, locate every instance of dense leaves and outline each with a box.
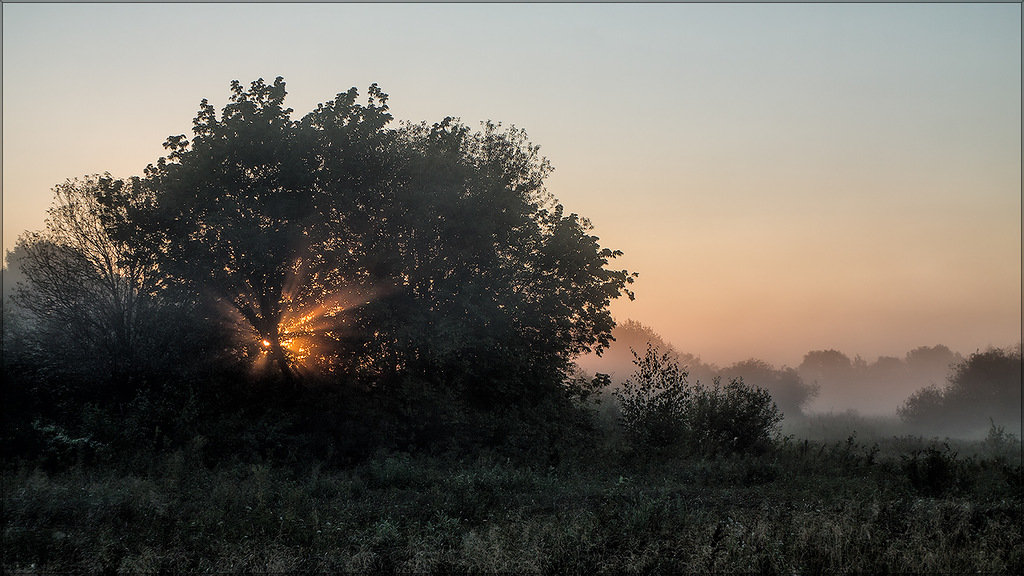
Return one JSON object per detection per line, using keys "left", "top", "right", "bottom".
{"left": 133, "top": 78, "right": 634, "bottom": 399}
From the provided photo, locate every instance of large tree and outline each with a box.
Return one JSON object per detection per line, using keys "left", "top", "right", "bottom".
{"left": 140, "top": 78, "right": 635, "bottom": 396}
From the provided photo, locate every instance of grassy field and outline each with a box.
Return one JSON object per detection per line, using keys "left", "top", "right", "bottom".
{"left": 4, "top": 430, "right": 1021, "bottom": 574}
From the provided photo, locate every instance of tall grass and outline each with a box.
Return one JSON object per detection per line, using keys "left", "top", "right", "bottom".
{"left": 4, "top": 433, "right": 1021, "bottom": 573}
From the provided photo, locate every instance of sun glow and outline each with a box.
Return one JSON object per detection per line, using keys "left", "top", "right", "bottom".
{"left": 221, "top": 264, "right": 392, "bottom": 378}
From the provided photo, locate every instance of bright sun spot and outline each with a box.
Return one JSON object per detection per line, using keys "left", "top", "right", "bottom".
{"left": 221, "top": 264, "right": 390, "bottom": 377}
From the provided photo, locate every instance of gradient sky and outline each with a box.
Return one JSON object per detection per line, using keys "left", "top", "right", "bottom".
{"left": 3, "top": 2, "right": 1020, "bottom": 367}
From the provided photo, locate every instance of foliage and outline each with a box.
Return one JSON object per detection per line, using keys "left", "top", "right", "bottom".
{"left": 686, "top": 377, "right": 784, "bottom": 457}
{"left": 139, "top": 77, "right": 336, "bottom": 381}
{"left": 982, "top": 419, "right": 1022, "bottom": 460}
{"left": 9, "top": 175, "right": 168, "bottom": 382}
{"left": 132, "top": 78, "right": 635, "bottom": 398}
{"left": 899, "top": 345, "right": 1022, "bottom": 434}
{"left": 615, "top": 344, "right": 782, "bottom": 455}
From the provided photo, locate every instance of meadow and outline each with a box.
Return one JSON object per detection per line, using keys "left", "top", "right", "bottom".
{"left": 4, "top": 415, "right": 1021, "bottom": 574}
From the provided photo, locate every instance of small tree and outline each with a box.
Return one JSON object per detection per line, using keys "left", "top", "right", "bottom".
{"left": 615, "top": 343, "right": 691, "bottom": 448}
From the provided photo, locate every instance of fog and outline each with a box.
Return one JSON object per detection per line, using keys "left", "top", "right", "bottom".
{"left": 577, "top": 319, "right": 1022, "bottom": 441}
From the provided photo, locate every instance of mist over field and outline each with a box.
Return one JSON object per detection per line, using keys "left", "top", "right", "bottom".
{"left": 578, "top": 319, "right": 1021, "bottom": 440}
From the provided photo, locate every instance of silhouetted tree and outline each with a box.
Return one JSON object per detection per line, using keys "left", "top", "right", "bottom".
{"left": 136, "top": 78, "right": 635, "bottom": 398}
{"left": 137, "top": 78, "right": 331, "bottom": 382}
{"left": 798, "top": 349, "right": 853, "bottom": 383}
{"left": 356, "top": 117, "right": 636, "bottom": 403}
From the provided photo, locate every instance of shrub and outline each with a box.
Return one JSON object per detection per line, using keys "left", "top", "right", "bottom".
{"left": 29, "top": 418, "right": 105, "bottom": 469}
{"left": 615, "top": 344, "right": 782, "bottom": 456}
{"left": 981, "top": 419, "right": 1021, "bottom": 460}
{"left": 902, "top": 443, "right": 972, "bottom": 497}
{"left": 687, "top": 377, "right": 783, "bottom": 457}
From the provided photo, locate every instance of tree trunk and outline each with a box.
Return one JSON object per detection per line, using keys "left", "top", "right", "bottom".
{"left": 269, "top": 338, "right": 296, "bottom": 385}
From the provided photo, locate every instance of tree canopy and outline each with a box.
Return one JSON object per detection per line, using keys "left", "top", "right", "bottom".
{"left": 127, "top": 77, "right": 634, "bottom": 398}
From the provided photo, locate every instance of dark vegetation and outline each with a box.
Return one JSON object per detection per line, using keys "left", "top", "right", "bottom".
{"left": 3, "top": 78, "right": 1021, "bottom": 572}
{"left": 614, "top": 344, "right": 782, "bottom": 456}
{"left": 899, "top": 346, "right": 1023, "bottom": 436}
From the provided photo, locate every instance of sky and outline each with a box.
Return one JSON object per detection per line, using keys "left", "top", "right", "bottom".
{"left": 3, "top": 2, "right": 1020, "bottom": 368}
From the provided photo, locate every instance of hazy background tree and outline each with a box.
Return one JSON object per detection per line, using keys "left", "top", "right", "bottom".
{"left": 903, "top": 345, "right": 962, "bottom": 391}
{"left": 899, "top": 345, "right": 1022, "bottom": 436}
{"left": 581, "top": 320, "right": 814, "bottom": 422}
{"left": 797, "top": 346, "right": 962, "bottom": 416}
{"left": 722, "top": 359, "right": 817, "bottom": 421}
{"left": 576, "top": 319, "right": 718, "bottom": 386}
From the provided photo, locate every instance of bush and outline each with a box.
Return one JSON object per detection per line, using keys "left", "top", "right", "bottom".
{"left": 615, "top": 344, "right": 782, "bottom": 456}
{"left": 29, "top": 419, "right": 105, "bottom": 470}
{"left": 902, "top": 443, "right": 972, "bottom": 497}
{"left": 981, "top": 419, "right": 1021, "bottom": 461}
{"left": 687, "top": 377, "right": 783, "bottom": 456}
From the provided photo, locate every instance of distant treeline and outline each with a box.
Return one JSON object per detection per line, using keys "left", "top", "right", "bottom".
{"left": 580, "top": 320, "right": 1021, "bottom": 435}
